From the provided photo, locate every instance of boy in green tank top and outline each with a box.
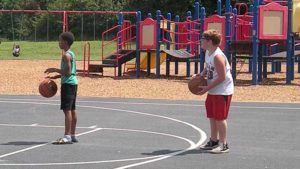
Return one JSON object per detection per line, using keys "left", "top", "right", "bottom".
{"left": 45, "top": 32, "right": 78, "bottom": 144}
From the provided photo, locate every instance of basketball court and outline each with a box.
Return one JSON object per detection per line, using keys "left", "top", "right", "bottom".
{"left": 0, "top": 95, "right": 299, "bottom": 169}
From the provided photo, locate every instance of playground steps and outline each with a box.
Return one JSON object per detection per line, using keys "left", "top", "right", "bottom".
{"left": 88, "top": 49, "right": 136, "bottom": 76}
{"left": 162, "top": 49, "right": 197, "bottom": 62}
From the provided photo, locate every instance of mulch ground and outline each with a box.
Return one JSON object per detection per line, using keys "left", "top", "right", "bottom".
{"left": 0, "top": 60, "right": 299, "bottom": 103}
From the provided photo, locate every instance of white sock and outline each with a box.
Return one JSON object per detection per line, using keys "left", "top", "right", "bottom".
{"left": 64, "top": 135, "right": 71, "bottom": 141}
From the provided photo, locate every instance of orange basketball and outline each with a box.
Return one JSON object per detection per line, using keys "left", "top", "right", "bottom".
{"left": 39, "top": 79, "right": 58, "bottom": 98}
{"left": 188, "top": 75, "right": 207, "bottom": 95}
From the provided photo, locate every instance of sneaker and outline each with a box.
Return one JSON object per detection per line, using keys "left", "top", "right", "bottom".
{"left": 52, "top": 137, "right": 73, "bottom": 145}
{"left": 199, "top": 139, "right": 219, "bottom": 150}
{"left": 210, "top": 143, "right": 229, "bottom": 154}
{"left": 71, "top": 136, "right": 79, "bottom": 143}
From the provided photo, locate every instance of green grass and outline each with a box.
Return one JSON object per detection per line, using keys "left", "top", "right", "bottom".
{"left": 0, "top": 41, "right": 118, "bottom": 61}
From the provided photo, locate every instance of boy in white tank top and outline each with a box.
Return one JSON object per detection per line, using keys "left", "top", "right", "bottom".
{"left": 193, "top": 30, "right": 234, "bottom": 154}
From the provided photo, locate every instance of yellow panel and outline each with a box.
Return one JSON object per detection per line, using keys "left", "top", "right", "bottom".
{"left": 207, "top": 23, "right": 222, "bottom": 33}
{"left": 160, "top": 20, "right": 167, "bottom": 29}
{"left": 263, "top": 11, "right": 283, "bottom": 35}
{"left": 293, "top": 0, "right": 300, "bottom": 33}
{"left": 142, "top": 25, "right": 154, "bottom": 46}
{"left": 125, "top": 45, "right": 166, "bottom": 70}
{"left": 170, "top": 23, "right": 175, "bottom": 50}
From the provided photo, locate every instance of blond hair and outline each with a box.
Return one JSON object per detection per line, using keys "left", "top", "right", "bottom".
{"left": 202, "top": 30, "right": 221, "bottom": 46}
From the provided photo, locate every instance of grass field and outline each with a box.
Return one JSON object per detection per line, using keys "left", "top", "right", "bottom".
{"left": 0, "top": 41, "right": 118, "bottom": 61}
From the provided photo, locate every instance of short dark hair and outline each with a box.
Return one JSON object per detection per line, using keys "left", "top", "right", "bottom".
{"left": 59, "top": 32, "right": 74, "bottom": 46}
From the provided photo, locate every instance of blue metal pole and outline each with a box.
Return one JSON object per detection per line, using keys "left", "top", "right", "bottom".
{"left": 249, "top": 5, "right": 253, "bottom": 13}
{"left": 166, "top": 13, "right": 171, "bottom": 50}
{"left": 135, "top": 11, "right": 141, "bottom": 78}
{"left": 225, "top": 0, "right": 231, "bottom": 64}
{"left": 166, "top": 13, "right": 171, "bottom": 77}
{"left": 251, "top": 0, "right": 259, "bottom": 85}
{"left": 232, "top": 8, "right": 238, "bottom": 80}
{"left": 175, "top": 15, "right": 179, "bottom": 75}
{"left": 286, "top": 0, "right": 293, "bottom": 84}
{"left": 259, "top": 0, "right": 264, "bottom": 5}
{"left": 118, "top": 12, "right": 124, "bottom": 50}
{"left": 233, "top": 8, "right": 237, "bottom": 41}
{"left": 200, "top": 7, "right": 206, "bottom": 73}
{"left": 249, "top": 2, "right": 254, "bottom": 74}
{"left": 217, "top": 0, "right": 222, "bottom": 16}
{"left": 249, "top": 4, "right": 253, "bottom": 73}
{"left": 186, "top": 11, "right": 192, "bottom": 77}
{"left": 194, "top": 2, "right": 200, "bottom": 74}
{"left": 156, "top": 10, "right": 161, "bottom": 78}
{"left": 195, "top": 2, "right": 200, "bottom": 20}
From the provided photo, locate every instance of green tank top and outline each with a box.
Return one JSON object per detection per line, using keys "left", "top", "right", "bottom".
{"left": 60, "top": 50, "right": 78, "bottom": 85}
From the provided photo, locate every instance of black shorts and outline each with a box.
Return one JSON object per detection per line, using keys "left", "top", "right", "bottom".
{"left": 60, "top": 84, "right": 77, "bottom": 111}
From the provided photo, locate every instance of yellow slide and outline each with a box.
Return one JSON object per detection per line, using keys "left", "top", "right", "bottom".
{"left": 293, "top": 0, "right": 300, "bottom": 33}
{"left": 126, "top": 51, "right": 166, "bottom": 71}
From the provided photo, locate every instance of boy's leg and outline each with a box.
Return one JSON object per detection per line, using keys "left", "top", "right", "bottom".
{"left": 64, "top": 110, "right": 72, "bottom": 136}
{"left": 209, "top": 118, "right": 218, "bottom": 141}
{"left": 71, "top": 110, "right": 77, "bottom": 135}
{"left": 216, "top": 119, "right": 227, "bottom": 144}
{"left": 52, "top": 109, "right": 72, "bottom": 144}
{"left": 200, "top": 95, "right": 220, "bottom": 150}
{"left": 206, "top": 95, "right": 219, "bottom": 141}
{"left": 210, "top": 95, "right": 232, "bottom": 153}
{"left": 70, "top": 85, "right": 77, "bottom": 142}
{"left": 209, "top": 120, "right": 229, "bottom": 153}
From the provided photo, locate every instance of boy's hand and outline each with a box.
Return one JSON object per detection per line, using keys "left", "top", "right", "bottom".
{"left": 197, "top": 86, "right": 208, "bottom": 95}
{"left": 191, "top": 74, "right": 200, "bottom": 78}
{"left": 45, "top": 74, "right": 60, "bottom": 79}
{"left": 44, "top": 68, "right": 59, "bottom": 74}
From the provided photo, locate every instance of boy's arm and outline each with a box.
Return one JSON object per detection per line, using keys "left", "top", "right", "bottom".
{"left": 197, "top": 54, "right": 226, "bottom": 95}
{"left": 44, "top": 68, "right": 61, "bottom": 74}
{"left": 47, "top": 74, "right": 61, "bottom": 79}
{"left": 192, "top": 66, "right": 207, "bottom": 78}
{"left": 44, "top": 52, "right": 72, "bottom": 75}
{"left": 61, "top": 52, "right": 72, "bottom": 76}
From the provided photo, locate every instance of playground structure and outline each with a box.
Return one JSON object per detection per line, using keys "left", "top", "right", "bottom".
{"left": 83, "top": 0, "right": 300, "bottom": 85}
{"left": 1, "top": 0, "right": 300, "bottom": 85}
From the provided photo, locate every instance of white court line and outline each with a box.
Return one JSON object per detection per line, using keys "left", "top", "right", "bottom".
{"left": 0, "top": 128, "right": 102, "bottom": 159}
{"left": 0, "top": 127, "right": 196, "bottom": 166}
{"left": 0, "top": 98, "right": 300, "bottom": 110}
{"left": 0, "top": 123, "right": 96, "bottom": 129}
{"left": 0, "top": 99, "right": 207, "bottom": 167}
{"left": 88, "top": 125, "right": 97, "bottom": 129}
{"left": 0, "top": 144, "right": 47, "bottom": 159}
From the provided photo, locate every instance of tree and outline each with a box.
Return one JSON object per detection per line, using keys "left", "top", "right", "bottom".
{"left": 0, "top": 0, "right": 220, "bottom": 41}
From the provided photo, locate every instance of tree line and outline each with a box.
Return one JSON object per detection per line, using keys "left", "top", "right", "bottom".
{"left": 0, "top": 0, "right": 248, "bottom": 41}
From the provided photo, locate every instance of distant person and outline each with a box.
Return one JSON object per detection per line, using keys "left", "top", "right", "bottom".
{"left": 44, "top": 32, "right": 79, "bottom": 144}
{"left": 194, "top": 30, "right": 234, "bottom": 154}
{"left": 12, "top": 44, "right": 20, "bottom": 57}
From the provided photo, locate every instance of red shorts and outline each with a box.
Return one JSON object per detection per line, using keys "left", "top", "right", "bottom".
{"left": 205, "top": 94, "right": 232, "bottom": 120}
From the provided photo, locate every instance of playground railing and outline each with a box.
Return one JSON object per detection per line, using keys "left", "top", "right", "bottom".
{"left": 160, "top": 16, "right": 201, "bottom": 55}
{"left": 102, "top": 20, "right": 135, "bottom": 61}
{"left": 117, "top": 23, "right": 136, "bottom": 52}
{"left": 102, "top": 24, "right": 120, "bottom": 61}
{"left": 83, "top": 41, "right": 91, "bottom": 76}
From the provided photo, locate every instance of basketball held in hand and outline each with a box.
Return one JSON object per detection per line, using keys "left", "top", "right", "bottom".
{"left": 39, "top": 78, "right": 58, "bottom": 98}
{"left": 188, "top": 75, "right": 207, "bottom": 95}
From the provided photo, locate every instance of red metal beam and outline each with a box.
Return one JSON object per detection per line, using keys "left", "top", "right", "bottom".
{"left": 0, "top": 9, "right": 136, "bottom": 15}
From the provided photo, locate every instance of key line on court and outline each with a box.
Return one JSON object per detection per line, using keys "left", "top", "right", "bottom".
{"left": 0, "top": 128, "right": 102, "bottom": 159}
{"left": 1, "top": 99, "right": 300, "bottom": 110}
{"left": 0, "top": 123, "right": 98, "bottom": 129}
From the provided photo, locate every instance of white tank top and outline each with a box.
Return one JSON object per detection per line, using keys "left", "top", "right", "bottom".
{"left": 204, "top": 47, "right": 234, "bottom": 95}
